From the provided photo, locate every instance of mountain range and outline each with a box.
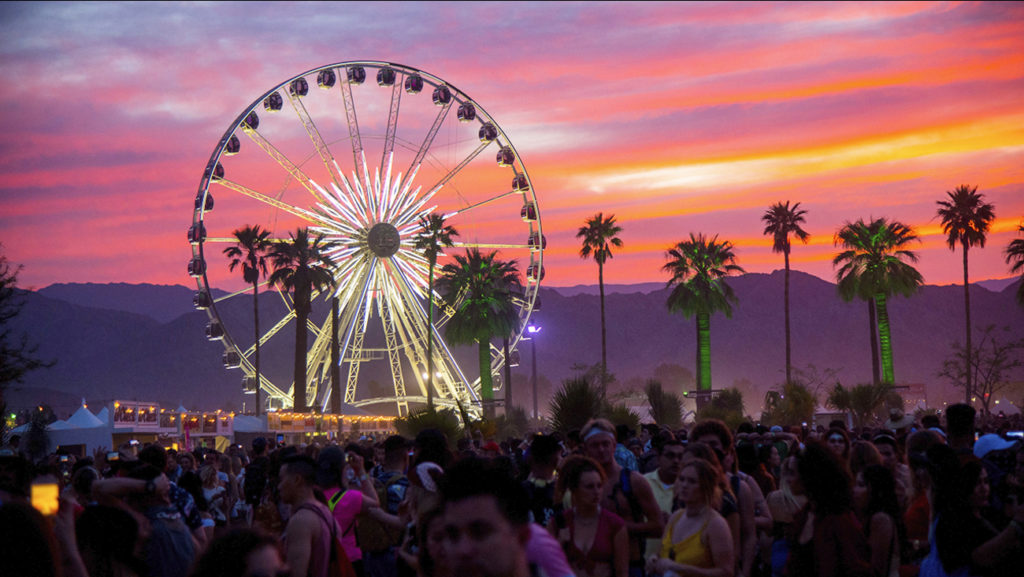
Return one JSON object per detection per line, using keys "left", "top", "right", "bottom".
{"left": 6, "top": 272, "right": 1023, "bottom": 417}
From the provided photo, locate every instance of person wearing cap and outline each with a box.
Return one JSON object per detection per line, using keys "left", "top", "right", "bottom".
{"left": 884, "top": 408, "right": 915, "bottom": 435}
{"left": 481, "top": 441, "right": 503, "bottom": 458}
{"left": 974, "top": 433, "right": 1021, "bottom": 513}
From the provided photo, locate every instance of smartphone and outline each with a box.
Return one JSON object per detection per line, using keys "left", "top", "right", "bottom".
{"left": 129, "top": 439, "right": 139, "bottom": 446}
{"left": 59, "top": 455, "right": 70, "bottom": 463}
{"left": 107, "top": 451, "right": 121, "bottom": 461}
{"left": 276, "top": 434, "right": 284, "bottom": 444}
{"left": 31, "top": 482, "right": 59, "bottom": 516}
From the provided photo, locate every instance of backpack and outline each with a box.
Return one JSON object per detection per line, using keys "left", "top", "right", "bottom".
{"left": 355, "top": 473, "right": 407, "bottom": 553}
{"left": 244, "top": 456, "right": 269, "bottom": 506}
{"left": 296, "top": 503, "right": 357, "bottom": 577}
{"left": 609, "top": 467, "right": 646, "bottom": 556}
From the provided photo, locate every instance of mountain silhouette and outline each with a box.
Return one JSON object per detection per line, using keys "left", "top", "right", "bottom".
{"left": 8, "top": 272, "right": 1023, "bottom": 415}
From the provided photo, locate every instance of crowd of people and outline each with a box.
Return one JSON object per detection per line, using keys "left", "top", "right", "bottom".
{"left": 2, "top": 402, "right": 1024, "bottom": 577}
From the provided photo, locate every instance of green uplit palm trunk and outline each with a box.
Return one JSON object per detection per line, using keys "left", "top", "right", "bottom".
{"left": 478, "top": 338, "right": 493, "bottom": 410}
{"left": 696, "top": 313, "right": 711, "bottom": 391}
{"left": 873, "top": 293, "right": 894, "bottom": 384}
{"left": 868, "top": 300, "right": 880, "bottom": 384}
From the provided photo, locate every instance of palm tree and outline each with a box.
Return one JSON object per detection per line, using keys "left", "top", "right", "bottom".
{"left": 762, "top": 381, "right": 816, "bottom": 427}
{"left": 412, "top": 214, "right": 459, "bottom": 410}
{"left": 762, "top": 201, "right": 810, "bottom": 383}
{"left": 826, "top": 382, "right": 894, "bottom": 429}
{"left": 644, "top": 379, "right": 683, "bottom": 428}
{"left": 663, "top": 233, "right": 745, "bottom": 404}
{"left": 577, "top": 213, "right": 623, "bottom": 380}
{"left": 223, "top": 225, "right": 273, "bottom": 416}
{"left": 549, "top": 375, "right": 605, "bottom": 434}
{"left": 1006, "top": 223, "right": 1024, "bottom": 307}
{"left": 937, "top": 185, "right": 996, "bottom": 404}
{"left": 268, "top": 228, "right": 337, "bottom": 413}
{"left": 436, "top": 248, "right": 521, "bottom": 418}
{"left": 833, "top": 218, "right": 923, "bottom": 384}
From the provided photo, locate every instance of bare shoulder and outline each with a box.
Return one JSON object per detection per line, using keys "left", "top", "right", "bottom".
{"left": 629, "top": 471, "right": 654, "bottom": 494}
{"left": 870, "top": 511, "right": 893, "bottom": 532}
{"left": 288, "top": 507, "right": 324, "bottom": 535}
{"left": 706, "top": 512, "right": 733, "bottom": 542}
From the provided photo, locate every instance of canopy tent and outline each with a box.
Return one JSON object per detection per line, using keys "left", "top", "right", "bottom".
{"left": 9, "top": 402, "right": 112, "bottom": 455}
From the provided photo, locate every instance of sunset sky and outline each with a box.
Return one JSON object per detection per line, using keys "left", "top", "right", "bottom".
{"left": 2, "top": 1, "right": 1023, "bottom": 292}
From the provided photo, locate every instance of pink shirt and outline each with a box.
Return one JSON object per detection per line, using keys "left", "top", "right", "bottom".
{"left": 323, "top": 487, "right": 364, "bottom": 561}
{"left": 527, "top": 523, "right": 575, "bottom": 577}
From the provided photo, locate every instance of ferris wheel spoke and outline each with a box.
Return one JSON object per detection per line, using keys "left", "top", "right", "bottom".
{"left": 304, "top": 313, "right": 334, "bottom": 407}
{"left": 391, "top": 263, "right": 475, "bottom": 401}
{"left": 336, "top": 261, "right": 377, "bottom": 403}
{"left": 403, "top": 98, "right": 454, "bottom": 183}
{"left": 241, "top": 309, "right": 297, "bottom": 360}
{"left": 215, "top": 178, "right": 332, "bottom": 227}
{"left": 378, "top": 291, "right": 411, "bottom": 412}
{"left": 381, "top": 77, "right": 403, "bottom": 172}
{"left": 452, "top": 241, "right": 530, "bottom": 250}
{"left": 444, "top": 190, "right": 517, "bottom": 219}
{"left": 425, "top": 140, "right": 492, "bottom": 195}
{"left": 287, "top": 90, "right": 345, "bottom": 191}
{"left": 337, "top": 68, "right": 365, "bottom": 184}
{"left": 240, "top": 126, "right": 329, "bottom": 204}
{"left": 211, "top": 280, "right": 270, "bottom": 304}
{"left": 342, "top": 298, "right": 369, "bottom": 405}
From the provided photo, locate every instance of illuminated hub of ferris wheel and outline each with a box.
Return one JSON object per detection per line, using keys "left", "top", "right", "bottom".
{"left": 188, "top": 62, "right": 543, "bottom": 417}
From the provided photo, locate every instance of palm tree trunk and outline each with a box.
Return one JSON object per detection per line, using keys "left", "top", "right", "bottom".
{"left": 503, "top": 337, "right": 512, "bottom": 413}
{"left": 427, "top": 259, "right": 435, "bottom": 410}
{"left": 253, "top": 281, "right": 261, "bottom": 416}
{"left": 331, "top": 296, "right": 340, "bottom": 414}
{"left": 868, "top": 300, "right": 880, "bottom": 384}
{"left": 294, "top": 290, "right": 309, "bottom": 413}
{"left": 598, "top": 260, "right": 607, "bottom": 385}
{"left": 479, "top": 338, "right": 494, "bottom": 419}
{"left": 697, "top": 313, "right": 711, "bottom": 393}
{"left": 784, "top": 248, "right": 792, "bottom": 383}
{"left": 874, "top": 294, "right": 894, "bottom": 384}
{"left": 963, "top": 242, "right": 972, "bottom": 405}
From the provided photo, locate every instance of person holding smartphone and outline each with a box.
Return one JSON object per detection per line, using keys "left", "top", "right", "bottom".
{"left": 316, "top": 445, "right": 379, "bottom": 575}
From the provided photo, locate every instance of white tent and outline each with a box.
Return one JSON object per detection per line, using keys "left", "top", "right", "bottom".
{"left": 8, "top": 402, "right": 111, "bottom": 455}
{"left": 995, "top": 399, "right": 1021, "bottom": 415}
{"left": 65, "top": 404, "right": 105, "bottom": 428}
{"left": 48, "top": 403, "right": 111, "bottom": 455}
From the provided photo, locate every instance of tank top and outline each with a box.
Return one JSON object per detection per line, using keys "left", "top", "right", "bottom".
{"left": 660, "top": 510, "right": 713, "bottom": 568}
{"left": 563, "top": 508, "right": 626, "bottom": 574}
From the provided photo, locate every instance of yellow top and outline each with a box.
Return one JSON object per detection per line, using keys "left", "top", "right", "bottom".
{"left": 660, "top": 510, "right": 713, "bottom": 568}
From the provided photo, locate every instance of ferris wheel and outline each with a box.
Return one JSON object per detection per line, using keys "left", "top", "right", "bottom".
{"left": 187, "top": 61, "right": 543, "bottom": 417}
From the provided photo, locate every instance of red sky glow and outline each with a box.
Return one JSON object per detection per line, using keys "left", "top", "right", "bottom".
{"left": 1, "top": 1, "right": 1023, "bottom": 292}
